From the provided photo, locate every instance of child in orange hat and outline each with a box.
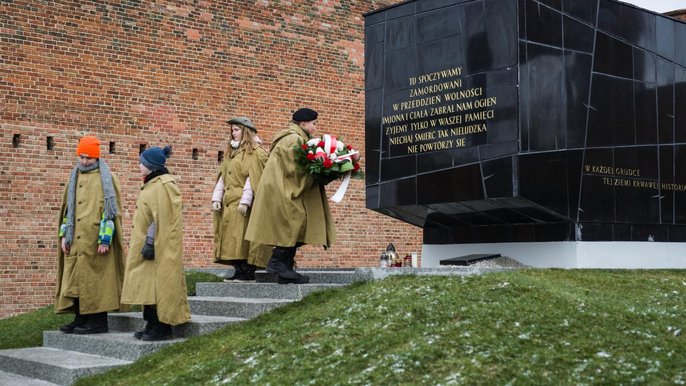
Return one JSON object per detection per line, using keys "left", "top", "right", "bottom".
{"left": 55, "top": 136, "right": 126, "bottom": 334}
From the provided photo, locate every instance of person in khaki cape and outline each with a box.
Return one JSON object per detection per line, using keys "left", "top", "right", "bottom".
{"left": 212, "top": 117, "right": 271, "bottom": 281}
{"left": 121, "top": 145, "right": 191, "bottom": 341}
{"left": 55, "top": 136, "right": 126, "bottom": 334}
{"left": 245, "top": 108, "right": 336, "bottom": 284}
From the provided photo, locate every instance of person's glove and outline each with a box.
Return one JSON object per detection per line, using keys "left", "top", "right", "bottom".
{"left": 237, "top": 203, "right": 249, "bottom": 216}
{"left": 212, "top": 201, "right": 222, "bottom": 211}
{"left": 141, "top": 236, "right": 155, "bottom": 260}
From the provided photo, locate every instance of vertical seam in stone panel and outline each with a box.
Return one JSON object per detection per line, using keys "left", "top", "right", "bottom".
{"left": 576, "top": 0, "right": 602, "bottom": 224}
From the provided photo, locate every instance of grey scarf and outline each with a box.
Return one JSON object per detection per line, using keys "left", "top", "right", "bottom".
{"left": 64, "top": 160, "right": 118, "bottom": 246}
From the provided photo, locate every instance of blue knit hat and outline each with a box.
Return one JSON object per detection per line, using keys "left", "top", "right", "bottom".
{"left": 140, "top": 145, "right": 171, "bottom": 171}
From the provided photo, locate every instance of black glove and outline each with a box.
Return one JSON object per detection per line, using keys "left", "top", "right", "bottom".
{"left": 141, "top": 236, "right": 155, "bottom": 260}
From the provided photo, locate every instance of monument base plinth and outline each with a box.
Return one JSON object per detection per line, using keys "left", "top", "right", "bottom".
{"left": 422, "top": 242, "right": 686, "bottom": 269}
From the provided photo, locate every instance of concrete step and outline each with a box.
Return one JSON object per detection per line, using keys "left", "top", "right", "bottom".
{"left": 43, "top": 331, "right": 182, "bottom": 362}
{"left": 0, "top": 347, "right": 131, "bottom": 385}
{"left": 108, "top": 312, "right": 245, "bottom": 338}
{"left": 189, "top": 296, "right": 292, "bottom": 318}
{"left": 0, "top": 370, "right": 59, "bottom": 386}
{"left": 196, "top": 282, "right": 343, "bottom": 299}
{"left": 255, "top": 270, "right": 363, "bottom": 284}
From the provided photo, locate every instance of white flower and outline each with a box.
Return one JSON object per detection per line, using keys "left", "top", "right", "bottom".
{"left": 307, "top": 138, "right": 320, "bottom": 146}
{"left": 336, "top": 141, "right": 345, "bottom": 151}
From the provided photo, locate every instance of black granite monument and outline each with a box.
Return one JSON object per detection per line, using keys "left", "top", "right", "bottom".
{"left": 365, "top": 0, "right": 686, "bottom": 243}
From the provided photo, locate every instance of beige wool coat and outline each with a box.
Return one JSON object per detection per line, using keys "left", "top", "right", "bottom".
{"left": 121, "top": 174, "right": 191, "bottom": 326}
{"left": 55, "top": 169, "right": 126, "bottom": 315}
{"left": 213, "top": 145, "right": 271, "bottom": 268}
{"left": 245, "top": 123, "right": 337, "bottom": 248}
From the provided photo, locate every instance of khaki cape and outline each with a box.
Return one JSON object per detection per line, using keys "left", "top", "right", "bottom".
{"left": 245, "top": 123, "right": 336, "bottom": 248}
{"left": 121, "top": 174, "right": 191, "bottom": 326}
{"left": 212, "top": 145, "right": 271, "bottom": 267}
{"left": 55, "top": 169, "right": 127, "bottom": 315}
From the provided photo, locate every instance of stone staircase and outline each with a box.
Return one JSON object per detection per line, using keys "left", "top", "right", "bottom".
{"left": 0, "top": 270, "right": 363, "bottom": 386}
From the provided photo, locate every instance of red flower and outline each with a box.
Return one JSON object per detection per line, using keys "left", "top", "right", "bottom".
{"left": 347, "top": 144, "right": 353, "bottom": 150}
{"left": 323, "top": 159, "right": 333, "bottom": 168}
{"left": 330, "top": 146, "right": 337, "bottom": 153}
{"left": 353, "top": 162, "right": 360, "bottom": 171}
{"left": 306, "top": 153, "right": 316, "bottom": 161}
{"left": 318, "top": 141, "right": 325, "bottom": 147}
{"left": 301, "top": 144, "right": 308, "bottom": 150}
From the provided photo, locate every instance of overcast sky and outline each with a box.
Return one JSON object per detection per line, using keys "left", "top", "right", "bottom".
{"left": 621, "top": 0, "right": 685, "bottom": 13}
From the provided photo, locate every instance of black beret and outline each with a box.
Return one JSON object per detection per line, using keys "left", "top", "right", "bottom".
{"left": 292, "top": 108, "right": 318, "bottom": 122}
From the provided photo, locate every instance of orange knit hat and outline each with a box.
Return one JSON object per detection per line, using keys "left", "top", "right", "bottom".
{"left": 76, "top": 136, "right": 101, "bottom": 158}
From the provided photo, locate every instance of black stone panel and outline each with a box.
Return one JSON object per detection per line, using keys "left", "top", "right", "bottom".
{"left": 518, "top": 0, "right": 526, "bottom": 40}
{"left": 458, "top": 0, "right": 517, "bottom": 73}
{"left": 482, "top": 0, "right": 518, "bottom": 69}
{"left": 634, "top": 82, "right": 657, "bottom": 145}
{"left": 365, "top": 24, "right": 385, "bottom": 91}
{"left": 365, "top": 10, "right": 384, "bottom": 27}
{"left": 564, "top": 51, "right": 592, "bottom": 149}
{"left": 593, "top": 32, "right": 633, "bottom": 79}
{"left": 379, "top": 177, "right": 417, "bottom": 208}
{"left": 674, "top": 145, "right": 686, "bottom": 223}
{"left": 675, "top": 68, "right": 686, "bottom": 142}
{"left": 381, "top": 154, "right": 417, "bottom": 181}
{"left": 417, "top": 36, "right": 465, "bottom": 76}
{"left": 656, "top": 16, "right": 675, "bottom": 62}
{"left": 537, "top": 0, "right": 561, "bottom": 11}
{"left": 520, "top": 151, "right": 582, "bottom": 220}
{"left": 598, "top": 0, "right": 656, "bottom": 53}
{"left": 451, "top": 146, "right": 481, "bottom": 168}
{"left": 633, "top": 48, "right": 656, "bottom": 83}
{"left": 385, "top": 1, "right": 416, "bottom": 20}
{"left": 676, "top": 22, "right": 686, "bottom": 67}
{"left": 614, "top": 146, "right": 658, "bottom": 180}
{"left": 518, "top": 41, "right": 529, "bottom": 151}
{"left": 366, "top": 184, "right": 380, "bottom": 209}
{"left": 659, "top": 145, "right": 675, "bottom": 224}
{"left": 417, "top": 0, "right": 457, "bottom": 13}
{"left": 416, "top": 7, "right": 461, "bottom": 44}
{"left": 587, "top": 74, "right": 635, "bottom": 147}
{"left": 485, "top": 77, "right": 518, "bottom": 145}
{"left": 384, "top": 48, "right": 417, "bottom": 91}
{"left": 525, "top": 0, "right": 562, "bottom": 47}
{"left": 417, "top": 164, "right": 484, "bottom": 204}
{"left": 481, "top": 156, "right": 513, "bottom": 198}
{"left": 563, "top": 15, "right": 594, "bottom": 53}
{"left": 563, "top": 0, "right": 597, "bottom": 26}
{"left": 386, "top": 16, "right": 415, "bottom": 51}
{"left": 478, "top": 141, "right": 519, "bottom": 161}
{"left": 416, "top": 150, "right": 454, "bottom": 174}
{"left": 656, "top": 58, "right": 675, "bottom": 144}
{"left": 525, "top": 43, "right": 565, "bottom": 151}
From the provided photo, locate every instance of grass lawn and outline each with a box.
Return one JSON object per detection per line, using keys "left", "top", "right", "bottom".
{"left": 65, "top": 269, "right": 686, "bottom": 385}
{"left": 0, "top": 271, "right": 221, "bottom": 350}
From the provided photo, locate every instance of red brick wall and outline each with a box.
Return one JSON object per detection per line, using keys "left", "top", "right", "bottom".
{"left": 0, "top": 0, "right": 420, "bottom": 318}
{"left": 665, "top": 9, "right": 686, "bottom": 21}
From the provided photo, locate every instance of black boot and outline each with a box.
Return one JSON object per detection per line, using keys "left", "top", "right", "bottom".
{"left": 141, "top": 307, "right": 173, "bottom": 341}
{"left": 235, "top": 263, "right": 256, "bottom": 282}
{"left": 224, "top": 261, "right": 245, "bottom": 282}
{"left": 286, "top": 246, "right": 309, "bottom": 284}
{"left": 59, "top": 299, "right": 87, "bottom": 333}
{"left": 73, "top": 312, "right": 108, "bottom": 334}
{"left": 134, "top": 306, "right": 155, "bottom": 339}
{"left": 267, "top": 248, "right": 299, "bottom": 279}
{"left": 267, "top": 248, "right": 309, "bottom": 284}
